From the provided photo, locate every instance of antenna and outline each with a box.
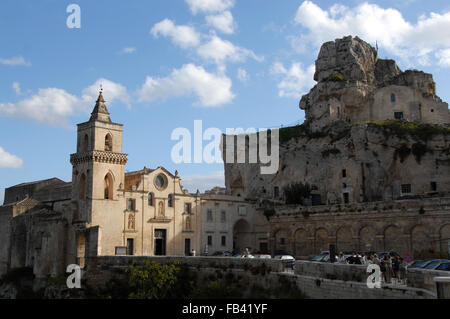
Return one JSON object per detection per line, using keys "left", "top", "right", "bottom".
{"left": 100, "top": 84, "right": 103, "bottom": 92}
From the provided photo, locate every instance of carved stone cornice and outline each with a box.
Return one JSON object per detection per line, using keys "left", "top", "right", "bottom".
{"left": 70, "top": 150, "right": 128, "bottom": 165}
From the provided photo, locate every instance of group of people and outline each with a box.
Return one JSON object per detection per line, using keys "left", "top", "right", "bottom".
{"left": 336, "top": 252, "right": 406, "bottom": 284}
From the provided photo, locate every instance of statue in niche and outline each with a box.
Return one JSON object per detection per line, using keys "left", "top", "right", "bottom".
{"left": 128, "top": 214, "right": 135, "bottom": 230}
{"left": 158, "top": 201, "right": 165, "bottom": 217}
{"left": 185, "top": 216, "right": 191, "bottom": 230}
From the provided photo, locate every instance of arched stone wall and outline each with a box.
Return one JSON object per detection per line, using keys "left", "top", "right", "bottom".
{"left": 359, "top": 226, "right": 377, "bottom": 252}
{"left": 411, "top": 225, "right": 433, "bottom": 255}
{"left": 274, "top": 228, "right": 290, "bottom": 253}
{"left": 294, "top": 228, "right": 309, "bottom": 256}
{"left": 384, "top": 225, "right": 407, "bottom": 254}
{"left": 315, "top": 228, "right": 329, "bottom": 253}
{"left": 336, "top": 226, "right": 354, "bottom": 252}
{"left": 439, "top": 224, "right": 450, "bottom": 258}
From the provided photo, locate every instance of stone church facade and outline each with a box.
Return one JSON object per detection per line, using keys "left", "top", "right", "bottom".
{"left": 0, "top": 92, "right": 269, "bottom": 278}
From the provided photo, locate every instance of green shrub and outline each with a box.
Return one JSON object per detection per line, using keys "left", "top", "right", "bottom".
{"left": 283, "top": 182, "right": 311, "bottom": 205}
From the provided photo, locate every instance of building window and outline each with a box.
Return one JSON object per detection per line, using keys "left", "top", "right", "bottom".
{"left": 83, "top": 134, "right": 89, "bottom": 152}
{"left": 391, "top": 93, "right": 396, "bottom": 102}
{"left": 148, "top": 193, "right": 154, "bottom": 206}
{"left": 127, "top": 199, "right": 136, "bottom": 211}
{"left": 343, "top": 192, "right": 350, "bottom": 204}
{"left": 105, "top": 134, "right": 113, "bottom": 152}
{"left": 185, "top": 203, "right": 192, "bottom": 214}
{"left": 394, "top": 112, "right": 404, "bottom": 120}
{"left": 431, "top": 182, "right": 437, "bottom": 192}
{"left": 221, "top": 236, "right": 226, "bottom": 246}
{"left": 342, "top": 169, "right": 347, "bottom": 178}
{"left": 401, "top": 184, "right": 412, "bottom": 194}
{"left": 168, "top": 194, "right": 173, "bottom": 207}
{"left": 207, "top": 235, "right": 212, "bottom": 246}
{"left": 274, "top": 186, "right": 280, "bottom": 199}
{"left": 221, "top": 211, "right": 226, "bottom": 223}
{"left": 207, "top": 209, "right": 213, "bottom": 222}
{"left": 104, "top": 173, "right": 113, "bottom": 200}
{"left": 280, "top": 238, "right": 286, "bottom": 245}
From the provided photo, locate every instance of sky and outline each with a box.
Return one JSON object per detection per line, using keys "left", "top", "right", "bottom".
{"left": 1, "top": 0, "right": 450, "bottom": 203}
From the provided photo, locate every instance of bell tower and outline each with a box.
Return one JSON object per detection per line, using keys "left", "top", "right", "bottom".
{"left": 70, "top": 91, "right": 128, "bottom": 225}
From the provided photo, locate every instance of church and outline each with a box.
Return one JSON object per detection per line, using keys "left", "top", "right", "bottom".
{"left": 0, "top": 92, "right": 269, "bottom": 278}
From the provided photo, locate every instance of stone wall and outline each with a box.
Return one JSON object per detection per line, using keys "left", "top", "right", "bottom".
{"left": 268, "top": 197, "right": 450, "bottom": 258}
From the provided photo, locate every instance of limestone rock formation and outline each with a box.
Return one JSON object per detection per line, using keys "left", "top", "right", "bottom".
{"left": 224, "top": 36, "right": 450, "bottom": 205}
{"left": 300, "top": 36, "right": 449, "bottom": 132}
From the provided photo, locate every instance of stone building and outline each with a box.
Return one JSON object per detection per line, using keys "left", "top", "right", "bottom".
{"left": 223, "top": 36, "right": 450, "bottom": 257}
{"left": 0, "top": 92, "right": 269, "bottom": 278}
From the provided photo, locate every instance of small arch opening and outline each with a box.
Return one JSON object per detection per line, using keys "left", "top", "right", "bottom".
{"left": 104, "top": 173, "right": 114, "bottom": 200}
{"left": 105, "top": 134, "right": 113, "bottom": 152}
{"left": 83, "top": 134, "right": 89, "bottom": 152}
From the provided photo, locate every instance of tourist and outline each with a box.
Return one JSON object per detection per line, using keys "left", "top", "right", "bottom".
{"left": 337, "top": 252, "right": 346, "bottom": 264}
{"left": 191, "top": 249, "right": 196, "bottom": 257}
{"left": 380, "top": 256, "right": 387, "bottom": 283}
{"left": 384, "top": 254, "right": 393, "bottom": 284}
{"left": 392, "top": 255, "right": 400, "bottom": 284}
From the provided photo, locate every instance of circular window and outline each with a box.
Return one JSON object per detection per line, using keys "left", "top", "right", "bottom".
{"left": 154, "top": 174, "right": 167, "bottom": 190}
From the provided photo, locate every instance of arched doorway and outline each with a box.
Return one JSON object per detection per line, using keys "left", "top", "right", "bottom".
{"left": 315, "top": 228, "right": 329, "bottom": 253}
{"left": 77, "top": 234, "right": 86, "bottom": 268}
{"left": 411, "top": 225, "right": 433, "bottom": 256}
{"left": 359, "top": 226, "right": 376, "bottom": 252}
{"left": 233, "top": 219, "right": 251, "bottom": 254}
{"left": 384, "top": 225, "right": 406, "bottom": 254}
{"left": 336, "top": 226, "right": 354, "bottom": 252}
{"left": 294, "top": 229, "right": 308, "bottom": 257}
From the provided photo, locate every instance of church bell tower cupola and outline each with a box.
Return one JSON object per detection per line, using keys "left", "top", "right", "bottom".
{"left": 70, "top": 90, "right": 128, "bottom": 224}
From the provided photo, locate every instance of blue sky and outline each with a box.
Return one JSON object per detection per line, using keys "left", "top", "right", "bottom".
{"left": 1, "top": 0, "right": 450, "bottom": 203}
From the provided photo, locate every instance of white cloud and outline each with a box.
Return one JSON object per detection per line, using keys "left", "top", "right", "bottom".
{"left": 12, "top": 82, "right": 21, "bottom": 95}
{"left": 0, "top": 56, "right": 31, "bottom": 66}
{"left": 186, "top": 0, "right": 234, "bottom": 15}
{"left": 197, "top": 35, "right": 263, "bottom": 65}
{"left": 180, "top": 170, "right": 225, "bottom": 193}
{"left": 271, "top": 62, "right": 316, "bottom": 99}
{"left": 436, "top": 49, "right": 450, "bottom": 67}
{"left": 121, "top": 47, "right": 136, "bottom": 54}
{"left": 237, "top": 68, "right": 249, "bottom": 82}
{"left": 0, "top": 79, "right": 130, "bottom": 126}
{"left": 82, "top": 78, "right": 131, "bottom": 106}
{"left": 293, "top": 1, "right": 450, "bottom": 66}
{"left": 0, "top": 88, "right": 80, "bottom": 126}
{"left": 206, "top": 11, "right": 235, "bottom": 34}
{"left": 0, "top": 147, "right": 24, "bottom": 168}
{"left": 151, "top": 19, "right": 201, "bottom": 49}
{"left": 138, "top": 64, "right": 235, "bottom": 107}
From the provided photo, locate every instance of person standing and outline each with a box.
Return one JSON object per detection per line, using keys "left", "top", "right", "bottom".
{"left": 392, "top": 255, "right": 400, "bottom": 284}
{"left": 337, "top": 252, "right": 346, "bottom": 264}
{"left": 385, "top": 254, "right": 393, "bottom": 284}
{"left": 380, "top": 256, "right": 387, "bottom": 283}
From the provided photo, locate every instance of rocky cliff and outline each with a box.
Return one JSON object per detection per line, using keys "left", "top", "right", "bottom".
{"left": 224, "top": 36, "right": 450, "bottom": 204}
